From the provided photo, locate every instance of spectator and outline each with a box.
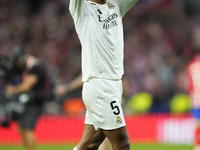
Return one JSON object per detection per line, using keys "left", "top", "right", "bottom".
{"left": 5, "top": 39, "right": 54, "bottom": 150}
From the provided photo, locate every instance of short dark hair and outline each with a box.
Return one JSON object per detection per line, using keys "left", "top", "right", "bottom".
{"left": 11, "top": 45, "right": 27, "bottom": 64}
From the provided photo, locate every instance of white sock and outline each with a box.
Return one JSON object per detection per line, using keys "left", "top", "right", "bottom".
{"left": 73, "top": 146, "right": 78, "bottom": 150}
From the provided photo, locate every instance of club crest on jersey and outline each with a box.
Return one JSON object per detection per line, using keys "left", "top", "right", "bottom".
{"left": 116, "top": 116, "right": 122, "bottom": 124}
{"left": 108, "top": 3, "right": 115, "bottom": 9}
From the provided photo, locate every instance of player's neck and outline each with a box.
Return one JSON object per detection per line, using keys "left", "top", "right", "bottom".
{"left": 89, "top": 0, "right": 106, "bottom": 4}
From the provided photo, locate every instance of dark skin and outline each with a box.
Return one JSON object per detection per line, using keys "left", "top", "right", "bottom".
{"left": 76, "top": 124, "right": 130, "bottom": 150}
{"left": 90, "top": 0, "right": 106, "bottom": 4}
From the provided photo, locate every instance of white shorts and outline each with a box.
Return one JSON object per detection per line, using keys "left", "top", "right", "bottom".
{"left": 82, "top": 78, "right": 126, "bottom": 130}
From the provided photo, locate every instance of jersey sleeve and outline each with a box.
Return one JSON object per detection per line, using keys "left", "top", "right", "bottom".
{"left": 69, "top": 0, "right": 85, "bottom": 21}
{"left": 118, "top": 0, "right": 139, "bottom": 17}
{"left": 28, "top": 65, "right": 42, "bottom": 77}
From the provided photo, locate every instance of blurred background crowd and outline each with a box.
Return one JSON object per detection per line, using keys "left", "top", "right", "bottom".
{"left": 0, "top": 0, "right": 200, "bottom": 115}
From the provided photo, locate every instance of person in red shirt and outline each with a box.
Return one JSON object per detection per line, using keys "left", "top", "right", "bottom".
{"left": 187, "top": 24, "right": 200, "bottom": 150}
{"left": 187, "top": 50, "right": 200, "bottom": 150}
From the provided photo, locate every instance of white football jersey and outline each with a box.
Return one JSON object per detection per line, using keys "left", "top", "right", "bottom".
{"left": 69, "top": 0, "right": 139, "bottom": 82}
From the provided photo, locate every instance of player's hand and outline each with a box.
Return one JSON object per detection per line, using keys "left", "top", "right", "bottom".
{"left": 55, "top": 84, "right": 68, "bottom": 96}
{"left": 5, "top": 85, "right": 15, "bottom": 94}
{"left": 5, "top": 85, "right": 15, "bottom": 99}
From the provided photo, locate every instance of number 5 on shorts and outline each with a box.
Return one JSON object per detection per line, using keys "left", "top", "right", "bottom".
{"left": 110, "top": 101, "right": 120, "bottom": 115}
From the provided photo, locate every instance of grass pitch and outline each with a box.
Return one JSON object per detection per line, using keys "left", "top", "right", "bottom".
{"left": 0, "top": 144, "right": 193, "bottom": 150}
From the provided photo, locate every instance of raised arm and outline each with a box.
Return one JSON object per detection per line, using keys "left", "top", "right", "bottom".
{"left": 69, "top": 0, "right": 85, "bottom": 21}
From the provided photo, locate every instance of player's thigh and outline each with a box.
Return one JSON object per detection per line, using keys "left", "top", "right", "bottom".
{"left": 103, "top": 126, "right": 130, "bottom": 150}
{"left": 98, "top": 138, "right": 111, "bottom": 150}
{"left": 77, "top": 124, "right": 106, "bottom": 150}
